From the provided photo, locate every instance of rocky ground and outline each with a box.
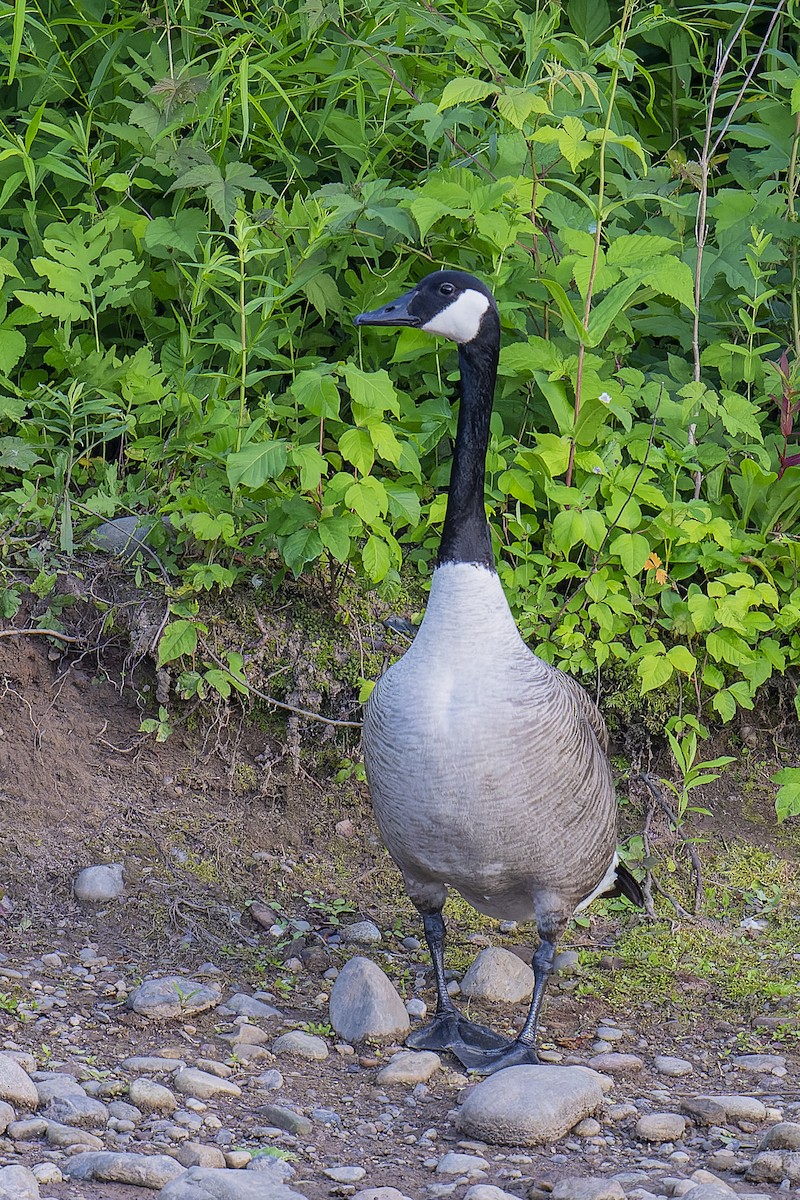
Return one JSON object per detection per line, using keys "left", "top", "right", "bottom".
{"left": 1, "top": 906, "right": 799, "bottom": 1200}
{"left": 1, "top": 624, "right": 799, "bottom": 1200}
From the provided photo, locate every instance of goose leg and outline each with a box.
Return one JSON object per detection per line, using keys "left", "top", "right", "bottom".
{"left": 406, "top": 910, "right": 509, "bottom": 1055}
{"left": 453, "top": 937, "right": 556, "bottom": 1074}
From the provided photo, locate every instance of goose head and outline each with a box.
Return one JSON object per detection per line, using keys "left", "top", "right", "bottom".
{"left": 355, "top": 270, "right": 498, "bottom": 345}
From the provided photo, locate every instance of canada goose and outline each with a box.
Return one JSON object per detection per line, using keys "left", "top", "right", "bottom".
{"left": 355, "top": 270, "right": 642, "bottom": 1074}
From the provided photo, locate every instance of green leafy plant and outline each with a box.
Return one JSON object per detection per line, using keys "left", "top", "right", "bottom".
{"left": 0, "top": 0, "right": 796, "bottom": 797}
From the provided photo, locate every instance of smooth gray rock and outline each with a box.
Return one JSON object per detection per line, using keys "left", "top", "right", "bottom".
{"left": 341, "top": 921, "right": 382, "bottom": 945}
{"left": 127, "top": 977, "right": 222, "bottom": 1019}
{"left": 733, "top": 1053, "right": 786, "bottom": 1073}
{"left": 172, "top": 1068, "right": 241, "bottom": 1100}
{"left": 329, "top": 956, "right": 410, "bottom": 1043}
{"left": 73, "top": 863, "right": 125, "bottom": 904}
{"left": 551, "top": 1179, "right": 626, "bottom": 1200}
{"left": 376, "top": 1050, "right": 441, "bottom": 1085}
{"left": 458, "top": 1064, "right": 605, "bottom": 1145}
{"left": 34, "top": 1073, "right": 86, "bottom": 1103}
{"left": 0, "top": 1165, "right": 39, "bottom": 1200}
{"left": 747, "top": 1150, "right": 800, "bottom": 1184}
{"left": 65, "top": 1150, "right": 185, "bottom": 1188}
{"left": 718, "top": 1094, "right": 767, "bottom": 1123}
{"left": 354, "top": 1191, "right": 412, "bottom": 1200}
{"left": 325, "top": 1167, "right": 367, "bottom": 1183}
{"left": 461, "top": 947, "right": 534, "bottom": 1004}
{"left": 91, "top": 515, "right": 157, "bottom": 559}
{"left": 122, "top": 1056, "right": 185, "bottom": 1074}
{"left": 680, "top": 1188, "right": 737, "bottom": 1200}
{"left": 256, "top": 1103, "right": 312, "bottom": 1136}
{"left": 10, "top": 1117, "right": 47, "bottom": 1138}
{"left": 0, "top": 1101, "right": 14, "bottom": 1133}
{"left": 761, "top": 1121, "right": 800, "bottom": 1150}
{"left": 245, "top": 1156, "right": 296, "bottom": 1179}
{"left": 175, "top": 1143, "right": 227, "bottom": 1168}
{"left": 654, "top": 1054, "right": 694, "bottom": 1076}
{"left": 436, "top": 1151, "right": 488, "bottom": 1176}
{"left": 636, "top": 1112, "right": 686, "bottom": 1142}
{"left": 681, "top": 1096, "right": 728, "bottom": 1124}
{"left": 272, "top": 1031, "right": 329, "bottom": 1061}
{"left": 128, "top": 1078, "right": 177, "bottom": 1114}
{"left": 224, "top": 993, "right": 282, "bottom": 1019}
{"left": 586, "top": 1052, "right": 643, "bottom": 1073}
{"left": 553, "top": 949, "right": 580, "bottom": 974}
{"left": 463, "top": 1188, "right": 520, "bottom": 1200}
{"left": 0, "top": 1053, "right": 38, "bottom": 1109}
{"left": 46, "top": 1120, "right": 104, "bottom": 1149}
{"left": 43, "top": 1091, "right": 109, "bottom": 1128}
{"left": 158, "top": 1166, "right": 308, "bottom": 1198}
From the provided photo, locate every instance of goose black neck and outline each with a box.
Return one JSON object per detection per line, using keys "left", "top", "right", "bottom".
{"left": 437, "top": 314, "right": 500, "bottom": 570}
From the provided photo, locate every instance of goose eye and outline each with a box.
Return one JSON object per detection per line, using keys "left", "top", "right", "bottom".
{"left": 439, "top": 283, "right": 455, "bottom": 296}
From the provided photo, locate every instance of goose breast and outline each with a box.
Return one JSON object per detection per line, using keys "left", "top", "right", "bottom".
{"left": 364, "top": 564, "right": 617, "bottom": 920}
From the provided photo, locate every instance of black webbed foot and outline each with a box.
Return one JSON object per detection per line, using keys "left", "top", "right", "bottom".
{"left": 451, "top": 1037, "right": 541, "bottom": 1075}
{"left": 406, "top": 1009, "right": 509, "bottom": 1055}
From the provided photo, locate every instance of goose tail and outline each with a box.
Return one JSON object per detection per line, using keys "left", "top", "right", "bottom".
{"left": 609, "top": 861, "right": 645, "bottom": 908}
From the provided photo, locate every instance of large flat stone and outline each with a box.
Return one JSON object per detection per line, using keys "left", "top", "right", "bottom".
{"left": 158, "top": 1165, "right": 309, "bottom": 1198}
{"left": 457, "top": 1065, "right": 605, "bottom": 1145}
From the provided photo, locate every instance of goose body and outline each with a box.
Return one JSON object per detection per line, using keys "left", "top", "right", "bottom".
{"left": 356, "top": 271, "right": 641, "bottom": 1072}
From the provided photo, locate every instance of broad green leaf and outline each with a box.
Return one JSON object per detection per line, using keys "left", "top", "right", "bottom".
{"left": 606, "top": 235, "right": 676, "bottom": 266}
{"left": 0, "top": 328, "right": 25, "bottom": 374}
{"left": 610, "top": 532, "right": 650, "bottom": 575}
{"left": 292, "top": 369, "right": 340, "bottom": 420}
{"left": 707, "top": 628, "right": 755, "bottom": 666}
{"left": 339, "top": 427, "right": 374, "bottom": 476}
{"left": 667, "top": 645, "right": 697, "bottom": 674}
{"left": 226, "top": 440, "right": 288, "bottom": 490}
{"left": 551, "top": 508, "right": 586, "bottom": 553}
{"left": 318, "top": 516, "right": 352, "bottom": 563}
{"left": 587, "top": 129, "right": 648, "bottom": 173}
{"left": 688, "top": 593, "right": 716, "bottom": 632}
{"left": 567, "top": 0, "right": 610, "bottom": 43}
{"left": 712, "top": 689, "right": 737, "bottom": 723}
{"left": 498, "top": 467, "right": 538, "bottom": 508}
{"left": 532, "top": 432, "right": 572, "bottom": 476}
{"left": 369, "top": 420, "right": 403, "bottom": 466}
{"left": 772, "top": 768, "right": 800, "bottom": 822}
{"left": 407, "top": 195, "right": 452, "bottom": 238}
{"left": 282, "top": 527, "right": 323, "bottom": 576}
{"left": 158, "top": 619, "right": 198, "bottom": 666}
{"left": 438, "top": 78, "right": 495, "bottom": 111}
{"left": 633, "top": 258, "right": 696, "bottom": 312}
{"left": 581, "top": 508, "right": 606, "bottom": 550}
{"left": 638, "top": 653, "right": 674, "bottom": 694}
{"left": 720, "top": 391, "right": 763, "bottom": 440}
{"left": 144, "top": 211, "right": 207, "bottom": 257}
{"left": 345, "top": 476, "right": 388, "bottom": 524}
{"left": 0, "top": 436, "right": 39, "bottom": 470}
{"left": 291, "top": 443, "right": 328, "bottom": 492}
{"left": 362, "top": 534, "right": 391, "bottom": 582}
{"left": 302, "top": 272, "right": 341, "bottom": 319}
{"left": 496, "top": 88, "right": 549, "bottom": 128}
{"left": 341, "top": 364, "right": 399, "bottom": 414}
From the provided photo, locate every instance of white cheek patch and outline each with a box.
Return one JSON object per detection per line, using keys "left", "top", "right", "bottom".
{"left": 422, "top": 289, "right": 491, "bottom": 343}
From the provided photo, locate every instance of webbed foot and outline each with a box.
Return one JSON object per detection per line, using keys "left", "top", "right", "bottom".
{"left": 406, "top": 1009, "right": 509, "bottom": 1056}
{"left": 452, "top": 1037, "right": 540, "bottom": 1075}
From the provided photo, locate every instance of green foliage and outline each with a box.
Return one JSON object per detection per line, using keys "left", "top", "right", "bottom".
{"left": 0, "top": 0, "right": 798, "bottom": 796}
